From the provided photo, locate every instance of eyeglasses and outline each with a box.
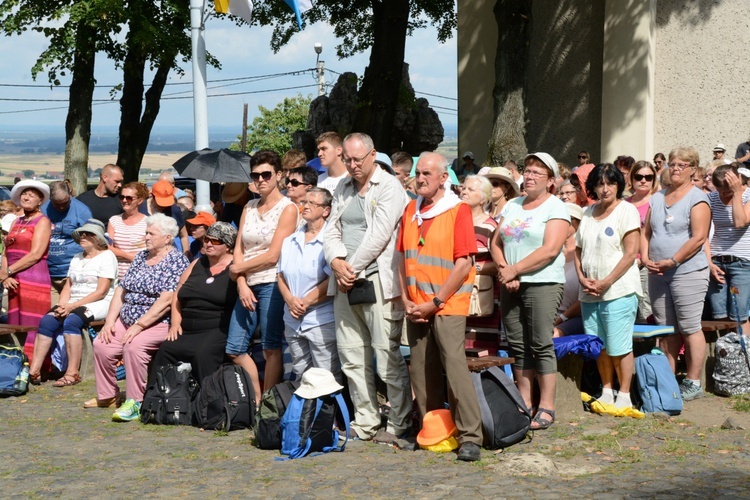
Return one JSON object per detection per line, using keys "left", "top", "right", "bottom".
{"left": 633, "top": 174, "right": 655, "bottom": 182}
{"left": 523, "top": 169, "right": 549, "bottom": 178}
{"left": 299, "top": 200, "right": 328, "bottom": 209}
{"left": 118, "top": 195, "right": 135, "bottom": 202}
{"left": 342, "top": 149, "right": 374, "bottom": 167}
{"left": 78, "top": 231, "right": 95, "bottom": 238}
{"left": 578, "top": 155, "right": 588, "bottom": 160}
{"left": 287, "top": 179, "right": 311, "bottom": 188}
{"left": 668, "top": 162, "right": 692, "bottom": 171}
{"left": 203, "top": 236, "right": 225, "bottom": 246}
{"left": 250, "top": 171, "right": 275, "bottom": 182}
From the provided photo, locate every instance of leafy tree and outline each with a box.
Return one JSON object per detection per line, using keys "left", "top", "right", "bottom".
{"left": 251, "top": 0, "right": 455, "bottom": 152}
{"left": 22, "top": 169, "right": 35, "bottom": 179}
{"left": 238, "top": 94, "right": 312, "bottom": 155}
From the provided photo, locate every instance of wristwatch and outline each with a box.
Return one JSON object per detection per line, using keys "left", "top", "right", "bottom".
{"left": 670, "top": 257, "right": 680, "bottom": 268}
{"left": 432, "top": 296, "right": 445, "bottom": 309}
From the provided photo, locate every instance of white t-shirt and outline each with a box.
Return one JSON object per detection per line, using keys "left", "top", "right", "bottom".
{"left": 575, "top": 201, "right": 643, "bottom": 302}
{"left": 317, "top": 172, "right": 349, "bottom": 196}
{"left": 66, "top": 249, "right": 119, "bottom": 319}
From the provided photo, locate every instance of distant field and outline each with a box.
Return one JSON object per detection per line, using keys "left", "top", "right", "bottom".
{"left": 0, "top": 144, "right": 461, "bottom": 182}
{"left": 0, "top": 152, "right": 188, "bottom": 181}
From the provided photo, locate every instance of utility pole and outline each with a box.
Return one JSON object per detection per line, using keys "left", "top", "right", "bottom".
{"left": 241, "top": 103, "right": 248, "bottom": 153}
{"left": 314, "top": 42, "right": 325, "bottom": 96}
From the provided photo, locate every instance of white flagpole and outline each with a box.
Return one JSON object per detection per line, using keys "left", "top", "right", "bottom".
{"left": 190, "top": 0, "right": 212, "bottom": 214}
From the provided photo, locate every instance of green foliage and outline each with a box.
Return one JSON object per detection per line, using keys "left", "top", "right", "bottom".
{"left": 251, "top": 0, "right": 456, "bottom": 58}
{"left": 731, "top": 394, "right": 750, "bottom": 412}
{"left": 238, "top": 94, "right": 312, "bottom": 155}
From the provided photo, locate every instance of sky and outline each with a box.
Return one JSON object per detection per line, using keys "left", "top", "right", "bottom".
{"left": 0, "top": 10, "right": 458, "bottom": 137}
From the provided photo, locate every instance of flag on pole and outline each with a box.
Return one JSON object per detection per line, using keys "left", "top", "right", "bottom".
{"left": 282, "top": 0, "right": 313, "bottom": 29}
{"left": 215, "top": 0, "right": 254, "bottom": 24}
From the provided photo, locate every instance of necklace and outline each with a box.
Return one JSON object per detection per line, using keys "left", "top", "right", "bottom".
{"left": 7, "top": 213, "right": 38, "bottom": 243}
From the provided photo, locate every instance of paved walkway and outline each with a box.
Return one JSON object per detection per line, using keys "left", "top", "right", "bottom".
{"left": 2, "top": 379, "right": 750, "bottom": 497}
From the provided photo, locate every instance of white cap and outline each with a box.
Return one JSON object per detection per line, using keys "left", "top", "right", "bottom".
{"left": 713, "top": 143, "right": 727, "bottom": 152}
{"left": 462, "top": 151, "right": 474, "bottom": 160}
{"left": 524, "top": 152, "right": 560, "bottom": 178}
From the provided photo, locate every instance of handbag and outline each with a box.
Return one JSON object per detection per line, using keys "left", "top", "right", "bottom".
{"left": 469, "top": 274, "right": 494, "bottom": 317}
{"left": 347, "top": 279, "right": 377, "bottom": 305}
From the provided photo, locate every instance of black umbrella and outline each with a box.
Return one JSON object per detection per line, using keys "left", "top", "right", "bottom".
{"left": 172, "top": 148, "right": 252, "bottom": 183}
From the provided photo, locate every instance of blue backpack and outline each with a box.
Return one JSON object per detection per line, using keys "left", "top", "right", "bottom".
{"left": 0, "top": 345, "right": 29, "bottom": 397}
{"left": 279, "top": 392, "right": 349, "bottom": 459}
{"left": 635, "top": 349, "right": 682, "bottom": 415}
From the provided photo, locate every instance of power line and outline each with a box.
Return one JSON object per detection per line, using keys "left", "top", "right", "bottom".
{"left": 0, "top": 69, "right": 316, "bottom": 89}
{"left": 415, "top": 91, "right": 457, "bottom": 101}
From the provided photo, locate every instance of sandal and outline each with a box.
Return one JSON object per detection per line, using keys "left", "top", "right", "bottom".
{"left": 530, "top": 407, "right": 555, "bottom": 430}
{"left": 29, "top": 373, "right": 42, "bottom": 386}
{"left": 52, "top": 374, "right": 81, "bottom": 387}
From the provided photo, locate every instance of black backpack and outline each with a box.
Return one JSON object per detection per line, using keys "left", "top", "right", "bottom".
{"left": 0, "top": 346, "right": 29, "bottom": 397}
{"left": 140, "top": 364, "right": 199, "bottom": 425}
{"left": 255, "top": 380, "right": 300, "bottom": 449}
{"left": 194, "top": 364, "right": 256, "bottom": 431}
{"left": 472, "top": 366, "right": 532, "bottom": 449}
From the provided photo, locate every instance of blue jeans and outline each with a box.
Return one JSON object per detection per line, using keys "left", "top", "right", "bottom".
{"left": 226, "top": 282, "right": 285, "bottom": 354}
{"left": 707, "top": 258, "right": 750, "bottom": 322}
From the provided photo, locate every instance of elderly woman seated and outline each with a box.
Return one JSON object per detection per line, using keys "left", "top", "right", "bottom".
{"left": 149, "top": 222, "right": 239, "bottom": 385}
{"left": 28, "top": 219, "right": 118, "bottom": 386}
{"left": 87, "top": 213, "right": 189, "bottom": 422}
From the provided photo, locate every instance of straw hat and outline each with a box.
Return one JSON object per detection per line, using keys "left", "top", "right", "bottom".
{"left": 222, "top": 182, "right": 249, "bottom": 203}
{"left": 483, "top": 167, "right": 520, "bottom": 196}
{"left": 294, "top": 368, "right": 344, "bottom": 399}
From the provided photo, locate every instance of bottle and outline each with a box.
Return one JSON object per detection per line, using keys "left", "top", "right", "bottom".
{"left": 17, "top": 363, "right": 29, "bottom": 390}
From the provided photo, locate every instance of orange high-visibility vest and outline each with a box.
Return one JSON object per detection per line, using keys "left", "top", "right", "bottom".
{"left": 402, "top": 201, "right": 475, "bottom": 315}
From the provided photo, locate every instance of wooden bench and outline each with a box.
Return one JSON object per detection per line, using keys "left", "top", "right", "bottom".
{"left": 79, "top": 320, "right": 106, "bottom": 380}
{"left": 466, "top": 355, "right": 513, "bottom": 372}
{"left": 0, "top": 324, "right": 36, "bottom": 348}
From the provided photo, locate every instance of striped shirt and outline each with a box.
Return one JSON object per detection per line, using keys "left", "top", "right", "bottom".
{"left": 709, "top": 188, "right": 750, "bottom": 259}
{"left": 109, "top": 214, "right": 148, "bottom": 280}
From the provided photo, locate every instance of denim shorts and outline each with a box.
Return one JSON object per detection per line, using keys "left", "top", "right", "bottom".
{"left": 707, "top": 258, "right": 750, "bottom": 322}
{"left": 582, "top": 293, "right": 638, "bottom": 356}
{"left": 225, "top": 282, "right": 285, "bottom": 354}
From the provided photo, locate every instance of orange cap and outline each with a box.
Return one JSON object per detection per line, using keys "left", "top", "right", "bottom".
{"left": 186, "top": 211, "right": 216, "bottom": 227}
{"left": 151, "top": 180, "right": 175, "bottom": 207}
{"left": 416, "top": 409, "right": 458, "bottom": 446}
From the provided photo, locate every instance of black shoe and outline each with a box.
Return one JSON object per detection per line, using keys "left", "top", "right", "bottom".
{"left": 456, "top": 442, "right": 481, "bottom": 462}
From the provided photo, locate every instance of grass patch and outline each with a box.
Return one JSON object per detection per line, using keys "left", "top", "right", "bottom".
{"left": 213, "top": 428, "right": 229, "bottom": 437}
{"left": 731, "top": 394, "right": 750, "bottom": 412}
{"left": 662, "top": 439, "right": 708, "bottom": 456}
{"left": 208, "top": 451, "right": 230, "bottom": 460}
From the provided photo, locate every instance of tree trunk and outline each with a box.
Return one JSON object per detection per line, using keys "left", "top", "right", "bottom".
{"left": 63, "top": 23, "right": 96, "bottom": 196}
{"left": 352, "top": 0, "right": 409, "bottom": 152}
{"left": 487, "top": 0, "right": 531, "bottom": 166}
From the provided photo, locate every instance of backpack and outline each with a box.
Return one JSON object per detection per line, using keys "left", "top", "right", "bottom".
{"left": 194, "top": 364, "right": 256, "bottom": 431}
{"left": 279, "top": 392, "right": 350, "bottom": 459}
{"left": 0, "top": 345, "right": 29, "bottom": 397}
{"left": 472, "top": 366, "right": 532, "bottom": 449}
{"left": 635, "top": 349, "right": 682, "bottom": 415}
{"left": 713, "top": 332, "right": 750, "bottom": 396}
{"left": 140, "top": 363, "right": 199, "bottom": 425}
{"left": 255, "top": 380, "right": 300, "bottom": 450}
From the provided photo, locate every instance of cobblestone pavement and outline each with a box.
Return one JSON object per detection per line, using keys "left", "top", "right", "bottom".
{"left": 2, "top": 379, "right": 750, "bottom": 498}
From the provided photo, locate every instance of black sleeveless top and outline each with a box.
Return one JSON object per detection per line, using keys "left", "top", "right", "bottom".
{"left": 177, "top": 255, "right": 238, "bottom": 334}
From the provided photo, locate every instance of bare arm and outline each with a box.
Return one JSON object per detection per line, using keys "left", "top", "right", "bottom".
{"left": 233, "top": 204, "right": 298, "bottom": 275}
{"left": 645, "top": 202, "right": 710, "bottom": 274}
{"left": 6, "top": 217, "right": 51, "bottom": 274}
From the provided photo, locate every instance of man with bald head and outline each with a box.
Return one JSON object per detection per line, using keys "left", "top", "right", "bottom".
{"left": 76, "top": 163, "right": 124, "bottom": 226}
{"left": 324, "top": 132, "right": 412, "bottom": 443}
{"left": 398, "top": 152, "right": 483, "bottom": 461}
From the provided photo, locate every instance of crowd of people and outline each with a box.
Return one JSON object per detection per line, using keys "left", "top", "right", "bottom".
{"left": 3, "top": 133, "right": 748, "bottom": 463}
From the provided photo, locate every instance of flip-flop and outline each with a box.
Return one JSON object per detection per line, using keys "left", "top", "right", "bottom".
{"left": 29, "top": 373, "right": 42, "bottom": 386}
{"left": 530, "top": 407, "right": 555, "bottom": 430}
{"left": 53, "top": 374, "right": 81, "bottom": 387}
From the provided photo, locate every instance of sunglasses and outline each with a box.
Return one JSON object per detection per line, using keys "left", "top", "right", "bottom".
{"left": 203, "top": 236, "right": 225, "bottom": 246}
{"left": 118, "top": 195, "right": 135, "bottom": 202}
{"left": 578, "top": 155, "right": 588, "bottom": 160}
{"left": 633, "top": 174, "right": 655, "bottom": 182}
{"left": 250, "top": 171, "right": 275, "bottom": 182}
{"left": 79, "top": 231, "right": 95, "bottom": 237}
{"left": 287, "top": 179, "right": 311, "bottom": 188}
{"left": 490, "top": 181, "right": 505, "bottom": 188}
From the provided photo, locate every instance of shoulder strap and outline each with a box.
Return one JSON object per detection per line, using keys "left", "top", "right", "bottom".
{"left": 322, "top": 393, "right": 350, "bottom": 453}
{"left": 487, "top": 366, "right": 531, "bottom": 417}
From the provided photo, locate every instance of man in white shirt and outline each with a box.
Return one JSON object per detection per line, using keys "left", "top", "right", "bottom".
{"left": 316, "top": 132, "right": 349, "bottom": 195}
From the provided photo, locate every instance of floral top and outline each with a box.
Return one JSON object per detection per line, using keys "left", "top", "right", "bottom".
{"left": 118, "top": 248, "right": 189, "bottom": 327}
